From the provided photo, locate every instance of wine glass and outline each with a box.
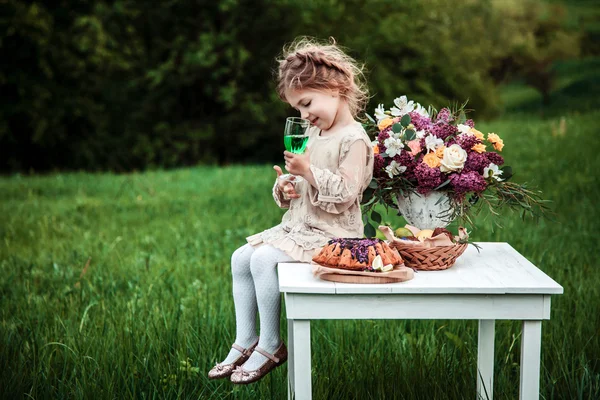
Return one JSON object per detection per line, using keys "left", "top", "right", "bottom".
{"left": 282, "top": 117, "right": 310, "bottom": 183}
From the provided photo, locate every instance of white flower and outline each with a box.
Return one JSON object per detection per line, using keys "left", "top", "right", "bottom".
{"left": 385, "top": 160, "right": 407, "bottom": 178}
{"left": 414, "top": 103, "right": 430, "bottom": 117}
{"left": 483, "top": 163, "right": 504, "bottom": 181}
{"left": 424, "top": 134, "right": 444, "bottom": 152}
{"left": 440, "top": 144, "right": 468, "bottom": 173}
{"left": 374, "top": 104, "right": 387, "bottom": 123}
{"left": 390, "top": 95, "right": 415, "bottom": 116}
{"left": 415, "top": 129, "right": 427, "bottom": 139}
{"left": 383, "top": 137, "right": 404, "bottom": 157}
{"left": 456, "top": 124, "right": 471, "bottom": 135}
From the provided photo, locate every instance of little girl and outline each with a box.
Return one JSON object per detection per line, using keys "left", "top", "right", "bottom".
{"left": 208, "top": 37, "right": 374, "bottom": 384}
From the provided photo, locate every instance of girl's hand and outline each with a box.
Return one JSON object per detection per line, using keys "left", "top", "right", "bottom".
{"left": 273, "top": 166, "right": 300, "bottom": 199}
{"left": 284, "top": 149, "right": 311, "bottom": 177}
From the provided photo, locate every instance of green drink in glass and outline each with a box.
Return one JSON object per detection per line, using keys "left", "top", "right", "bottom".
{"left": 284, "top": 135, "right": 309, "bottom": 154}
{"left": 283, "top": 117, "right": 310, "bottom": 182}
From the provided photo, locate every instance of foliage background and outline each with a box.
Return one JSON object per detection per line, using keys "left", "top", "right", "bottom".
{"left": 0, "top": 0, "right": 595, "bottom": 172}
{"left": 1, "top": 0, "right": 600, "bottom": 398}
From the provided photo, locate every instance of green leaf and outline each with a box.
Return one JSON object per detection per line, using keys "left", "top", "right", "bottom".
{"left": 368, "top": 179, "right": 378, "bottom": 189}
{"left": 501, "top": 166, "right": 513, "bottom": 181}
{"left": 364, "top": 223, "right": 376, "bottom": 238}
{"left": 400, "top": 114, "right": 411, "bottom": 127}
{"left": 458, "top": 111, "right": 467, "bottom": 124}
{"left": 392, "top": 123, "right": 402, "bottom": 133}
{"left": 363, "top": 196, "right": 377, "bottom": 207}
{"left": 366, "top": 113, "right": 376, "bottom": 123}
{"left": 404, "top": 129, "right": 416, "bottom": 141}
{"left": 362, "top": 188, "right": 374, "bottom": 202}
{"left": 434, "top": 180, "right": 451, "bottom": 190}
{"left": 362, "top": 213, "right": 369, "bottom": 225}
{"left": 371, "top": 210, "right": 382, "bottom": 224}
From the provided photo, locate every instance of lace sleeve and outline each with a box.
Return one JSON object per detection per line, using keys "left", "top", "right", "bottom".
{"left": 272, "top": 179, "right": 290, "bottom": 209}
{"left": 307, "top": 139, "right": 371, "bottom": 214}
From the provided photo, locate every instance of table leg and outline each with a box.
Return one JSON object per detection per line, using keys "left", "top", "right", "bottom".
{"left": 477, "top": 319, "right": 495, "bottom": 400}
{"left": 287, "top": 319, "right": 295, "bottom": 400}
{"left": 292, "top": 319, "right": 311, "bottom": 400}
{"left": 520, "top": 320, "right": 542, "bottom": 400}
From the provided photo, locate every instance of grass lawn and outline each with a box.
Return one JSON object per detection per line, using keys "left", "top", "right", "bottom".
{"left": 1, "top": 62, "right": 600, "bottom": 398}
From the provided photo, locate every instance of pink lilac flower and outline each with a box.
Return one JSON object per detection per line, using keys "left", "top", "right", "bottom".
{"left": 408, "top": 111, "right": 432, "bottom": 131}
{"left": 463, "top": 152, "right": 489, "bottom": 173}
{"left": 430, "top": 122, "right": 458, "bottom": 141}
{"left": 449, "top": 171, "right": 487, "bottom": 195}
{"left": 414, "top": 163, "right": 444, "bottom": 194}
{"left": 374, "top": 154, "right": 386, "bottom": 178}
{"left": 486, "top": 152, "right": 505, "bottom": 166}
{"left": 465, "top": 119, "right": 474, "bottom": 128}
{"left": 395, "top": 151, "right": 418, "bottom": 181}
{"left": 455, "top": 134, "right": 479, "bottom": 151}
{"left": 435, "top": 108, "right": 453, "bottom": 123}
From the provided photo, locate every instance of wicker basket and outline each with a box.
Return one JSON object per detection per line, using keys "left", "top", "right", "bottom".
{"left": 388, "top": 241, "right": 468, "bottom": 271}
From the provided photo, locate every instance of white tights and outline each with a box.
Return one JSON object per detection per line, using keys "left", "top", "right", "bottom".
{"left": 221, "top": 243, "right": 294, "bottom": 371}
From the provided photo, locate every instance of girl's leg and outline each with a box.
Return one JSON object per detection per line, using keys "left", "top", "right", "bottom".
{"left": 242, "top": 245, "right": 293, "bottom": 371}
{"left": 220, "top": 243, "right": 260, "bottom": 364}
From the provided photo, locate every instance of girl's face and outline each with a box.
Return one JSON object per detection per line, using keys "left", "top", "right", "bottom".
{"left": 285, "top": 88, "right": 343, "bottom": 131}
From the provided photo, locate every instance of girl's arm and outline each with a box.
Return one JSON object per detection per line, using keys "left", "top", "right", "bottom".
{"left": 272, "top": 179, "right": 291, "bottom": 208}
{"left": 272, "top": 166, "right": 297, "bottom": 209}
{"left": 305, "top": 140, "right": 371, "bottom": 215}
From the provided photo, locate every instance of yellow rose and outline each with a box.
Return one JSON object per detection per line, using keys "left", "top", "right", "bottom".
{"left": 373, "top": 144, "right": 380, "bottom": 155}
{"left": 470, "top": 128, "right": 485, "bottom": 140}
{"left": 378, "top": 118, "right": 394, "bottom": 131}
{"left": 423, "top": 152, "right": 441, "bottom": 168}
{"left": 487, "top": 133, "right": 501, "bottom": 143}
{"left": 435, "top": 146, "right": 445, "bottom": 159}
{"left": 471, "top": 143, "right": 486, "bottom": 153}
{"left": 493, "top": 139, "right": 504, "bottom": 151}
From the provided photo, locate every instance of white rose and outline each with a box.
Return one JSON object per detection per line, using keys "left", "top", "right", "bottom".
{"left": 440, "top": 144, "right": 468, "bottom": 173}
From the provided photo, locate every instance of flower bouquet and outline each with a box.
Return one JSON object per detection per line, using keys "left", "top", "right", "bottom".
{"left": 361, "top": 96, "right": 548, "bottom": 238}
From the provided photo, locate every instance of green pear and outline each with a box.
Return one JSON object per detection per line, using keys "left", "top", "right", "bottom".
{"left": 394, "top": 227, "right": 414, "bottom": 238}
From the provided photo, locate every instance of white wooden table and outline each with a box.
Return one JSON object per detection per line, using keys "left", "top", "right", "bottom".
{"left": 278, "top": 242, "right": 563, "bottom": 400}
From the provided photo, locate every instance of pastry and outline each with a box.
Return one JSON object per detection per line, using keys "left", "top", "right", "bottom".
{"left": 312, "top": 238, "right": 403, "bottom": 271}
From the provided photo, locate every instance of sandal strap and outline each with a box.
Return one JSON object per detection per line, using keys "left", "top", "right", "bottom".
{"left": 231, "top": 343, "right": 247, "bottom": 355}
{"left": 232, "top": 338, "right": 259, "bottom": 357}
{"left": 254, "top": 346, "right": 279, "bottom": 363}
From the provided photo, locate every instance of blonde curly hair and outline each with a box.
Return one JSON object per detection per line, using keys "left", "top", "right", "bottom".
{"left": 276, "top": 37, "right": 368, "bottom": 118}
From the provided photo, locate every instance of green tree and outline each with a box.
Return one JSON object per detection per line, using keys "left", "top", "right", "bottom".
{"left": 0, "top": 0, "right": 585, "bottom": 172}
{"left": 488, "top": 0, "right": 582, "bottom": 105}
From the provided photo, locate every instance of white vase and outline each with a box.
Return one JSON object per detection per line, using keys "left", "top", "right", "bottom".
{"left": 395, "top": 191, "right": 454, "bottom": 229}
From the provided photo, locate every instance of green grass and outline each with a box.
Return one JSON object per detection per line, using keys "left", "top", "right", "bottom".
{"left": 2, "top": 66, "right": 600, "bottom": 398}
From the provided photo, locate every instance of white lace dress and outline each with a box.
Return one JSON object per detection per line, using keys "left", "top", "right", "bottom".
{"left": 246, "top": 121, "right": 374, "bottom": 262}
